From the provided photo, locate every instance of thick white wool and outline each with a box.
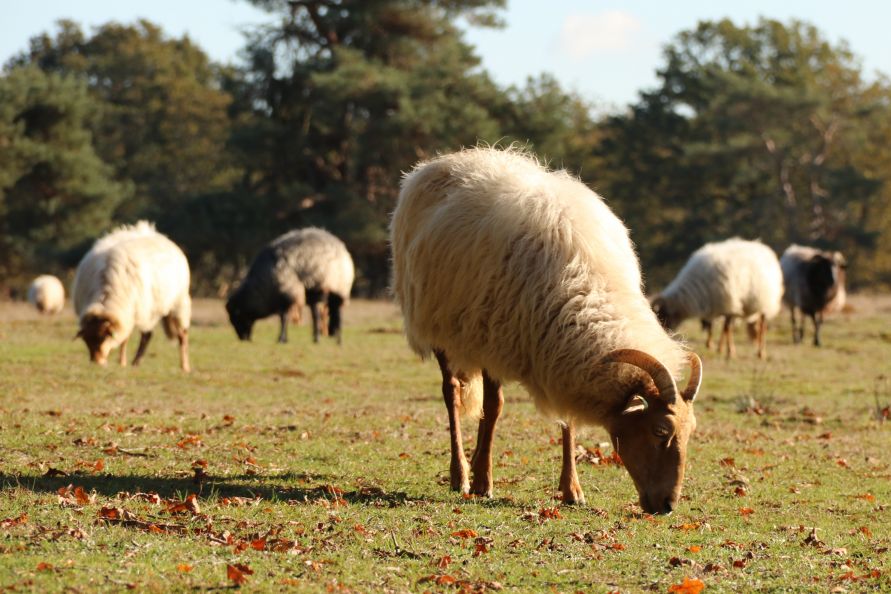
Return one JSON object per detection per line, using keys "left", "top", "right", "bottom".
{"left": 73, "top": 221, "right": 191, "bottom": 346}
{"left": 661, "top": 238, "right": 783, "bottom": 322}
{"left": 28, "top": 275, "right": 65, "bottom": 314}
{"left": 391, "top": 147, "right": 687, "bottom": 425}
{"left": 271, "top": 228, "right": 354, "bottom": 299}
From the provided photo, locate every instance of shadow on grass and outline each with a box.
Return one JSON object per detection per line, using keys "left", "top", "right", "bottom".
{"left": 0, "top": 472, "right": 420, "bottom": 507}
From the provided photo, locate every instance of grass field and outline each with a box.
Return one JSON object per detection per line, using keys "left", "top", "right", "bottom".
{"left": 1, "top": 296, "right": 889, "bottom": 593}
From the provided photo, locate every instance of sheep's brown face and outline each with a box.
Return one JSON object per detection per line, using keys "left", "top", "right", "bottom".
{"left": 77, "top": 313, "right": 120, "bottom": 365}
{"left": 608, "top": 389, "right": 697, "bottom": 515}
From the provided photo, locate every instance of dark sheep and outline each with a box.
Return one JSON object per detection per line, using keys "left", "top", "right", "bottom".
{"left": 226, "top": 228, "right": 354, "bottom": 344}
{"left": 780, "top": 244, "right": 846, "bottom": 346}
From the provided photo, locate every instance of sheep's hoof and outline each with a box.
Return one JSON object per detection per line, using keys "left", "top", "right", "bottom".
{"left": 469, "top": 479, "right": 493, "bottom": 498}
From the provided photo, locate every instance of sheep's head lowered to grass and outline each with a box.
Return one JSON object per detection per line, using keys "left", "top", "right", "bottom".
{"left": 76, "top": 309, "right": 123, "bottom": 365}
{"left": 225, "top": 296, "right": 254, "bottom": 341}
{"left": 602, "top": 349, "right": 702, "bottom": 515}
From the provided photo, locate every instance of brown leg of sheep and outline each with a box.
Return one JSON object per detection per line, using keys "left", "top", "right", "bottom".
{"left": 723, "top": 316, "right": 735, "bottom": 359}
{"left": 118, "top": 335, "right": 129, "bottom": 367}
{"left": 790, "top": 307, "right": 802, "bottom": 344}
{"left": 434, "top": 350, "right": 470, "bottom": 494}
{"left": 703, "top": 320, "right": 713, "bottom": 351}
{"left": 559, "top": 422, "right": 586, "bottom": 505}
{"left": 132, "top": 332, "right": 152, "bottom": 366}
{"left": 469, "top": 371, "right": 503, "bottom": 497}
{"left": 178, "top": 329, "right": 190, "bottom": 373}
{"left": 756, "top": 314, "right": 767, "bottom": 359}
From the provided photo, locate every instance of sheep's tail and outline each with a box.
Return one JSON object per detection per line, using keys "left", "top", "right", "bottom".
{"left": 456, "top": 370, "right": 484, "bottom": 421}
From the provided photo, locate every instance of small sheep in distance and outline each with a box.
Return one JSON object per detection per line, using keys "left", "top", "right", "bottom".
{"left": 780, "top": 244, "right": 846, "bottom": 346}
{"left": 391, "top": 147, "right": 702, "bottom": 514}
{"left": 651, "top": 238, "right": 783, "bottom": 359}
{"left": 28, "top": 275, "right": 65, "bottom": 314}
{"left": 226, "top": 228, "right": 354, "bottom": 344}
{"left": 73, "top": 221, "right": 191, "bottom": 371}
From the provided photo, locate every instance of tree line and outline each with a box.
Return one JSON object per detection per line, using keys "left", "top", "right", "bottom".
{"left": 2, "top": 1, "right": 890, "bottom": 297}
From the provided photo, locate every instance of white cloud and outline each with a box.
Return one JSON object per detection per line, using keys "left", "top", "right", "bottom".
{"left": 558, "top": 10, "right": 642, "bottom": 60}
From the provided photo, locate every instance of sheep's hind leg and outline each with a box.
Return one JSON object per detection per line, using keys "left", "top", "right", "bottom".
{"left": 757, "top": 313, "right": 767, "bottom": 359}
{"left": 118, "top": 335, "right": 129, "bottom": 367}
{"left": 434, "top": 350, "right": 470, "bottom": 494}
{"left": 469, "top": 371, "right": 503, "bottom": 497}
{"left": 132, "top": 332, "right": 152, "bottom": 366}
{"left": 722, "top": 316, "right": 735, "bottom": 359}
{"left": 559, "top": 421, "right": 585, "bottom": 505}
{"left": 178, "top": 329, "right": 191, "bottom": 373}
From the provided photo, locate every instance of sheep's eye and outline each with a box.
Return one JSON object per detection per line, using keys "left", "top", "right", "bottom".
{"left": 653, "top": 424, "right": 672, "bottom": 438}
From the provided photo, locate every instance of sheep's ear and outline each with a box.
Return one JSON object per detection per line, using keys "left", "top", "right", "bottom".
{"left": 621, "top": 394, "right": 649, "bottom": 416}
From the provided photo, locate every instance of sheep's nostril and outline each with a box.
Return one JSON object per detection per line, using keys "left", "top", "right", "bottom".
{"left": 663, "top": 498, "right": 674, "bottom": 514}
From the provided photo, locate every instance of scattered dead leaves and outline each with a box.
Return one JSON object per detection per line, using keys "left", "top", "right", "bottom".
{"left": 668, "top": 576, "right": 705, "bottom": 593}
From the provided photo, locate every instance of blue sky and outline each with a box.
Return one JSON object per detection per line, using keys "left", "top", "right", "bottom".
{"left": 2, "top": 1, "right": 889, "bottom": 110}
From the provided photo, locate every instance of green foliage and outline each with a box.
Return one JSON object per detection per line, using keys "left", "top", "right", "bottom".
{"left": 0, "top": 66, "right": 129, "bottom": 286}
{"left": 597, "top": 18, "right": 891, "bottom": 289}
{"left": 9, "top": 20, "right": 238, "bottom": 221}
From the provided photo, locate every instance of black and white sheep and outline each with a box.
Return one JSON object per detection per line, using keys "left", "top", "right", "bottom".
{"left": 780, "top": 244, "right": 847, "bottom": 346}
{"left": 226, "top": 227, "right": 354, "bottom": 344}
{"left": 391, "top": 147, "right": 702, "bottom": 514}
{"left": 28, "top": 275, "right": 65, "bottom": 314}
{"left": 651, "top": 238, "right": 783, "bottom": 359}
{"left": 73, "top": 221, "right": 192, "bottom": 371}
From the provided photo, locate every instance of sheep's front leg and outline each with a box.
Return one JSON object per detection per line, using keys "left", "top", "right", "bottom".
{"left": 435, "top": 350, "right": 470, "bottom": 494}
{"left": 118, "top": 335, "right": 129, "bottom": 367}
{"left": 178, "top": 329, "right": 191, "bottom": 373}
{"left": 559, "top": 421, "right": 585, "bottom": 505}
{"left": 278, "top": 311, "right": 289, "bottom": 344}
{"left": 722, "top": 316, "right": 735, "bottom": 359}
{"left": 469, "top": 371, "right": 503, "bottom": 497}
{"left": 812, "top": 312, "right": 823, "bottom": 347}
{"left": 132, "top": 332, "right": 152, "bottom": 366}
{"left": 790, "top": 307, "right": 801, "bottom": 344}
{"left": 703, "top": 320, "right": 714, "bottom": 351}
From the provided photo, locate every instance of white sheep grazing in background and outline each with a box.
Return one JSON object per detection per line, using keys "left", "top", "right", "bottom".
{"left": 780, "top": 244, "right": 847, "bottom": 346}
{"left": 28, "top": 275, "right": 65, "bottom": 314}
{"left": 651, "top": 238, "right": 784, "bottom": 359}
{"left": 73, "top": 221, "right": 192, "bottom": 371}
{"left": 391, "top": 147, "right": 702, "bottom": 514}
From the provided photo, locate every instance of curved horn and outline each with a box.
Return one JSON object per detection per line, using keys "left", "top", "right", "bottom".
{"left": 682, "top": 352, "right": 702, "bottom": 402}
{"left": 600, "top": 348, "right": 678, "bottom": 403}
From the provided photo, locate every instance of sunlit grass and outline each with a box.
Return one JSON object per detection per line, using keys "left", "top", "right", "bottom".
{"left": 1, "top": 297, "right": 889, "bottom": 592}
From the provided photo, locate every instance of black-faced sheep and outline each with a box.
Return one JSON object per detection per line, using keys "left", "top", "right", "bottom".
{"left": 226, "top": 228, "right": 354, "bottom": 344}
{"left": 780, "top": 244, "right": 846, "bottom": 346}
{"left": 28, "top": 275, "right": 65, "bottom": 314}
{"left": 651, "top": 238, "right": 783, "bottom": 359}
{"left": 73, "top": 221, "right": 191, "bottom": 371}
{"left": 391, "top": 147, "right": 702, "bottom": 514}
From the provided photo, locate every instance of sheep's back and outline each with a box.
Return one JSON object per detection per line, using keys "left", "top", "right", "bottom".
{"left": 392, "top": 148, "right": 682, "bottom": 400}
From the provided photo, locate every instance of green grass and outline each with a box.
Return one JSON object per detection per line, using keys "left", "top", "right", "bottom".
{"left": 1, "top": 297, "right": 889, "bottom": 592}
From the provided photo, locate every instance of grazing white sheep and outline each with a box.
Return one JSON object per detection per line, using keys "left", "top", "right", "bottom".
{"left": 651, "top": 238, "right": 784, "bottom": 359}
{"left": 27, "top": 275, "right": 65, "bottom": 314}
{"left": 391, "top": 147, "right": 702, "bottom": 514}
{"left": 73, "top": 221, "right": 191, "bottom": 371}
{"left": 780, "top": 244, "right": 847, "bottom": 346}
{"left": 226, "top": 227, "right": 354, "bottom": 344}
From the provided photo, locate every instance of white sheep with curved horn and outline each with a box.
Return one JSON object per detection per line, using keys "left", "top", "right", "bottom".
{"left": 391, "top": 147, "right": 702, "bottom": 514}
